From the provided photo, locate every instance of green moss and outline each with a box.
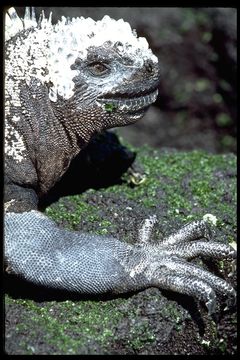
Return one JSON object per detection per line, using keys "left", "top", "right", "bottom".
{"left": 198, "top": 316, "right": 236, "bottom": 354}
{"left": 57, "top": 146, "right": 236, "bottom": 229}
{"left": 5, "top": 292, "right": 158, "bottom": 354}
{"left": 126, "top": 321, "right": 156, "bottom": 350}
{"left": 5, "top": 294, "right": 127, "bottom": 354}
{"left": 45, "top": 194, "right": 102, "bottom": 231}
{"left": 161, "top": 302, "right": 183, "bottom": 323}
{"left": 6, "top": 147, "right": 236, "bottom": 354}
{"left": 104, "top": 103, "right": 117, "bottom": 112}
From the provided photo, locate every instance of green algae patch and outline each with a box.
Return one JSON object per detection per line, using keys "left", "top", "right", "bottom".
{"left": 45, "top": 146, "right": 236, "bottom": 235}
{"left": 5, "top": 147, "right": 237, "bottom": 354}
{"left": 5, "top": 295, "right": 119, "bottom": 354}
{"left": 5, "top": 293, "right": 156, "bottom": 355}
{"left": 100, "top": 145, "right": 236, "bottom": 227}
{"left": 45, "top": 195, "right": 100, "bottom": 230}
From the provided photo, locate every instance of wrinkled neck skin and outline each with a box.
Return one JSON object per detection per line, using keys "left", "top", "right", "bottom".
{"left": 51, "top": 100, "right": 105, "bottom": 149}
{"left": 50, "top": 95, "right": 143, "bottom": 153}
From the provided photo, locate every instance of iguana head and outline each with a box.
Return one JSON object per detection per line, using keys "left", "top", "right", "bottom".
{"left": 6, "top": 9, "right": 159, "bottom": 130}
{"left": 49, "top": 15, "right": 160, "bottom": 128}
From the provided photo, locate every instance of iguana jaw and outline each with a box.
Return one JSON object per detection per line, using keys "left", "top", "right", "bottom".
{"left": 96, "top": 88, "right": 158, "bottom": 113}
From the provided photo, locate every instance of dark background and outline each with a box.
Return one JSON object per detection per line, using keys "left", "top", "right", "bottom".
{"left": 15, "top": 7, "right": 237, "bottom": 154}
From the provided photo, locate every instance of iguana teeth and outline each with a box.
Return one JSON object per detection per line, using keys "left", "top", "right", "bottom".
{"left": 97, "top": 89, "right": 158, "bottom": 111}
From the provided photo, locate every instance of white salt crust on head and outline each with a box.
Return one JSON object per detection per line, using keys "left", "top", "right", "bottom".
{"left": 5, "top": 8, "right": 158, "bottom": 102}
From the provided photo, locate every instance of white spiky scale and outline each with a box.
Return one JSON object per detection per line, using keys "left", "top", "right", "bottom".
{"left": 5, "top": 8, "right": 24, "bottom": 41}
{"left": 5, "top": 9, "right": 158, "bottom": 104}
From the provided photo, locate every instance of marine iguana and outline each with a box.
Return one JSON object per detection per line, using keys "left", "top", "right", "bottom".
{"left": 4, "top": 7, "right": 236, "bottom": 314}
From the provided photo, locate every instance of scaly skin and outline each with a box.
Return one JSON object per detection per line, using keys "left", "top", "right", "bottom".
{"left": 4, "top": 7, "right": 236, "bottom": 314}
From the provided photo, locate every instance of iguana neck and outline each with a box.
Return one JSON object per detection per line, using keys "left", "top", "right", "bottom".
{"left": 51, "top": 101, "right": 103, "bottom": 153}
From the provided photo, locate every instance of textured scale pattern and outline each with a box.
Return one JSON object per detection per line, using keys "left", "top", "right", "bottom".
{"left": 4, "top": 7, "right": 236, "bottom": 315}
{"left": 5, "top": 211, "right": 236, "bottom": 314}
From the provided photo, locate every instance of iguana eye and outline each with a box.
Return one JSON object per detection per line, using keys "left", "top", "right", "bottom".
{"left": 87, "top": 62, "right": 109, "bottom": 76}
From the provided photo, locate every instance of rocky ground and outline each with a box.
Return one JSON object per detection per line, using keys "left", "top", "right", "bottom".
{"left": 5, "top": 140, "right": 237, "bottom": 355}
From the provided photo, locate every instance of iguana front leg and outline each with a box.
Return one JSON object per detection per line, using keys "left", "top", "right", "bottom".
{"left": 5, "top": 209, "right": 236, "bottom": 314}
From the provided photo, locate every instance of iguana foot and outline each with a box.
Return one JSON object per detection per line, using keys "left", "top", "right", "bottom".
{"left": 117, "top": 216, "right": 236, "bottom": 314}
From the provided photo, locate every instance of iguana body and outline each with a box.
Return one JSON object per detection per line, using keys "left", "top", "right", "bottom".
{"left": 5, "top": 7, "right": 236, "bottom": 314}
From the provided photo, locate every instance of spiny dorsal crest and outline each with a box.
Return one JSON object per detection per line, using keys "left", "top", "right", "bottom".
{"left": 5, "top": 7, "right": 158, "bottom": 102}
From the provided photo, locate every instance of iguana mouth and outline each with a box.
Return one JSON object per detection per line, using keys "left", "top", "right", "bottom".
{"left": 96, "top": 89, "right": 158, "bottom": 112}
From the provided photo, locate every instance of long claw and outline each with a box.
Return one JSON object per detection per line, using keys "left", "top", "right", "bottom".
{"left": 206, "top": 290, "right": 217, "bottom": 315}
{"left": 138, "top": 215, "right": 157, "bottom": 244}
{"left": 225, "top": 288, "right": 236, "bottom": 308}
{"left": 228, "top": 259, "right": 237, "bottom": 277}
